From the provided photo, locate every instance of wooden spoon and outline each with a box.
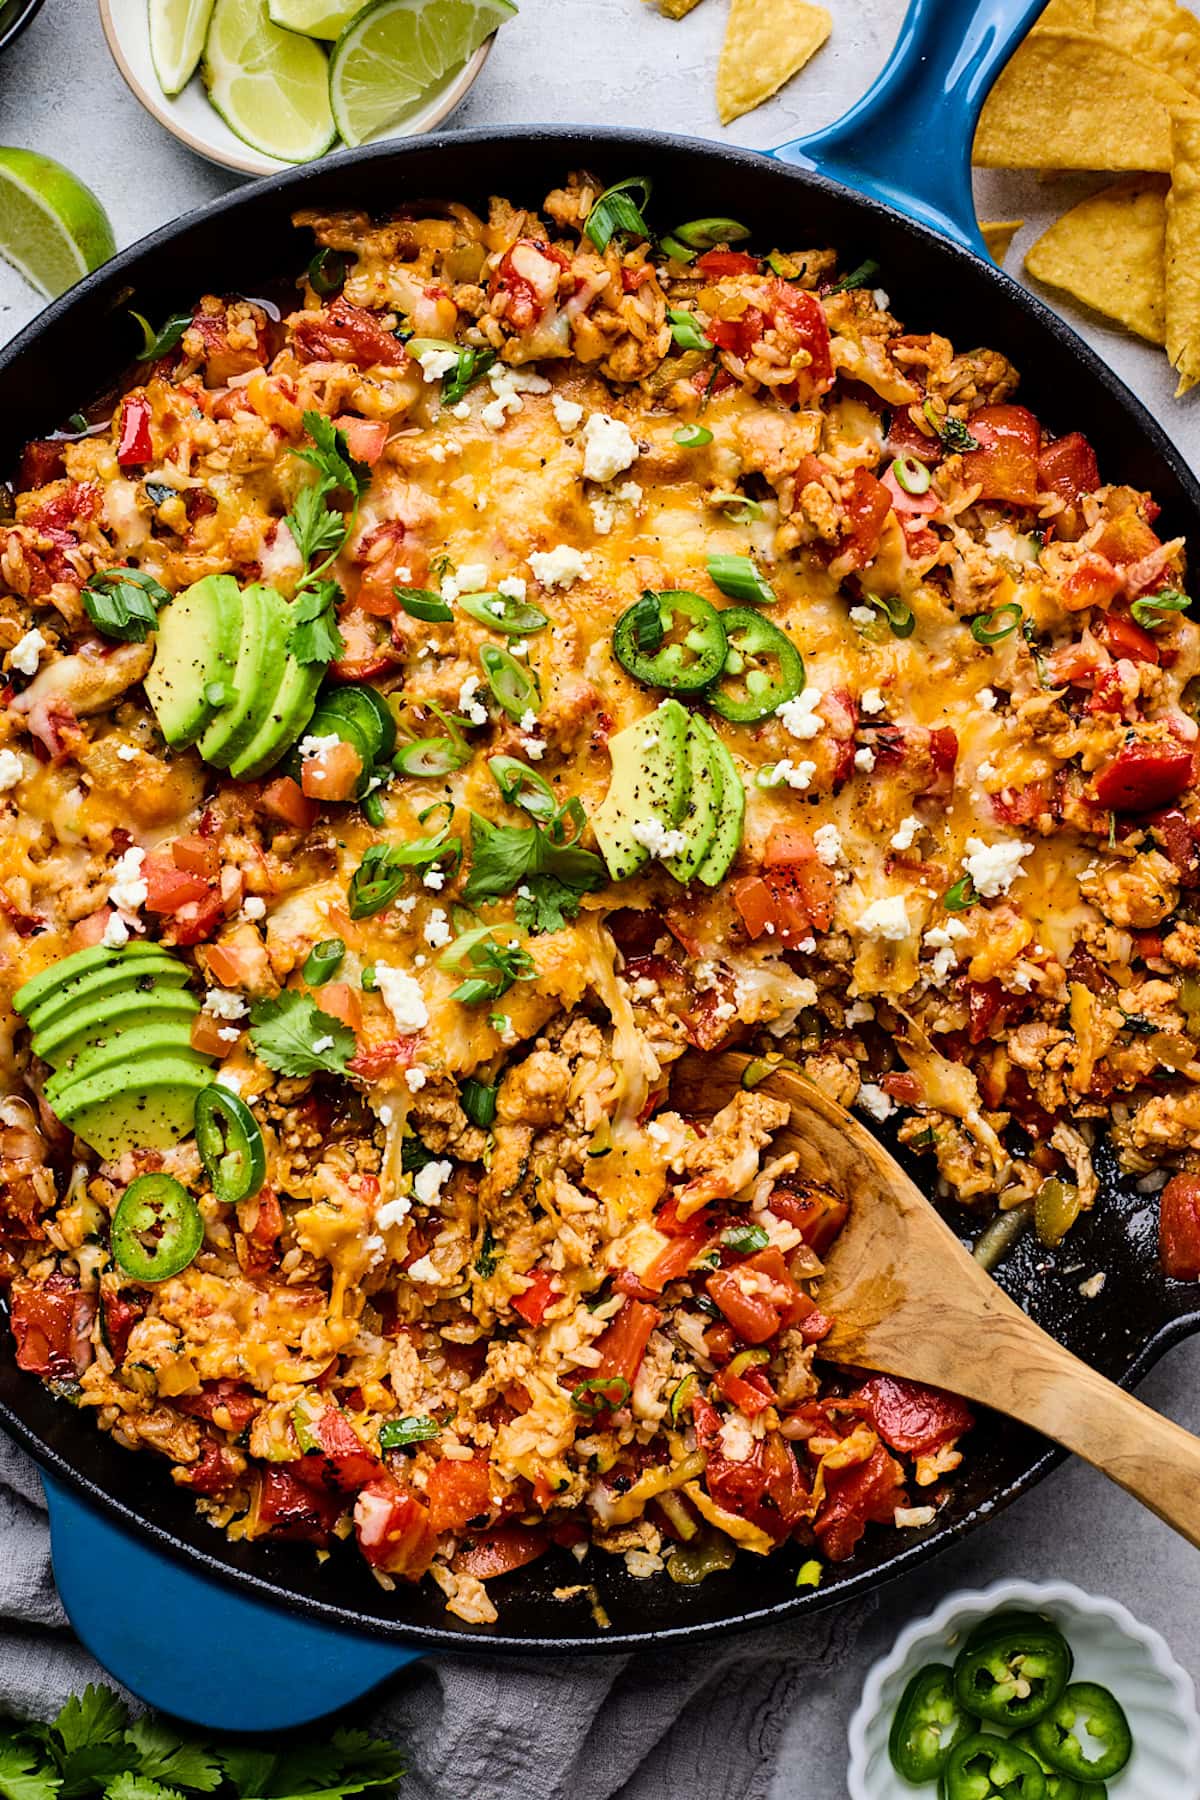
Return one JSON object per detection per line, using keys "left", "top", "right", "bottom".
{"left": 670, "top": 1050, "right": 1200, "bottom": 1548}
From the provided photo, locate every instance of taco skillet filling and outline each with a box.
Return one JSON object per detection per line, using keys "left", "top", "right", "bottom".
{"left": 1, "top": 175, "right": 1197, "bottom": 1621}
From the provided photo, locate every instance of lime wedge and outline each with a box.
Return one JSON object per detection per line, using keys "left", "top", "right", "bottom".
{"left": 149, "top": 0, "right": 217, "bottom": 94}
{"left": 329, "top": 0, "right": 515, "bottom": 147}
{"left": 266, "top": 0, "right": 362, "bottom": 37}
{"left": 0, "top": 148, "right": 116, "bottom": 299}
{"left": 202, "top": 0, "right": 338, "bottom": 163}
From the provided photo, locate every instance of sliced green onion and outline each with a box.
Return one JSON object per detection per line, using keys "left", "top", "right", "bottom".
{"left": 361, "top": 964, "right": 378, "bottom": 991}
{"left": 130, "top": 309, "right": 193, "bottom": 361}
{"left": 394, "top": 736, "right": 472, "bottom": 777}
{"left": 667, "top": 308, "right": 711, "bottom": 352}
{"left": 795, "top": 1559, "right": 822, "bottom": 1589}
{"left": 205, "top": 680, "right": 231, "bottom": 707}
{"left": 461, "top": 1078, "right": 498, "bottom": 1129}
{"left": 973, "top": 1201, "right": 1032, "bottom": 1271}
{"left": 488, "top": 753, "right": 558, "bottom": 823}
{"left": 862, "top": 593, "right": 915, "bottom": 639}
{"left": 396, "top": 586, "right": 453, "bottom": 623}
{"left": 707, "top": 552, "right": 776, "bottom": 605}
{"left": 659, "top": 234, "right": 697, "bottom": 264}
{"left": 584, "top": 176, "right": 653, "bottom": 253}
{"left": 891, "top": 454, "right": 931, "bottom": 496}
{"left": 480, "top": 644, "right": 539, "bottom": 719}
{"left": 970, "top": 602, "right": 1024, "bottom": 645}
{"left": 943, "top": 876, "right": 976, "bottom": 912}
{"left": 741, "top": 1057, "right": 774, "bottom": 1089}
{"left": 379, "top": 1415, "right": 440, "bottom": 1450}
{"left": 459, "top": 591, "right": 549, "bottom": 635}
{"left": 722, "top": 1223, "right": 770, "bottom": 1255}
{"left": 709, "top": 491, "right": 765, "bottom": 523}
{"left": 81, "top": 568, "right": 170, "bottom": 644}
{"left": 303, "top": 938, "right": 345, "bottom": 986}
{"left": 1131, "top": 588, "right": 1191, "bottom": 629}
{"left": 668, "top": 1372, "right": 696, "bottom": 1423}
{"left": 767, "top": 251, "right": 805, "bottom": 280}
{"left": 308, "top": 248, "right": 348, "bottom": 297}
{"left": 923, "top": 398, "right": 980, "bottom": 453}
{"left": 361, "top": 786, "right": 386, "bottom": 827}
{"left": 627, "top": 590, "right": 665, "bottom": 654}
{"left": 675, "top": 424, "right": 713, "bottom": 448}
{"left": 830, "top": 258, "right": 881, "bottom": 294}
{"left": 673, "top": 217, "right": 752, "bottom": 249}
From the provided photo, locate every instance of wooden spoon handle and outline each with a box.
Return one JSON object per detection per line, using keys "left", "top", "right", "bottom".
{"left": 952, "top": 1319, "right": 1200, "bottom": 1547}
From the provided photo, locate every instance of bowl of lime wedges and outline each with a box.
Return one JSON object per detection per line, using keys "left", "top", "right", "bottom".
{"left": 99, "top": 0, "right": 515, "bottom": 177}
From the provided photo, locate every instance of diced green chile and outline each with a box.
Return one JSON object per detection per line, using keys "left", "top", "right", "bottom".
{"left": 943, "top": 1733, "right": 1048, "bottom": 1800}
{"left": 1029, "top": 1683, "right": 1133, "bottom": 1784}
{"left": 111, "top": 1174, "right": 204, "bottom": 1283}
{"left": 303, "top": 938, "right": 346, "bottom": 985}
{"left": 953, "top": 1626, "right": 1073, "bottom": 1727}
{"left": 613, "top": 590, "right": 727, "bottom": 693}
{"left": 707, "top": 607, "right": 804, "bottom": 723}
{"left": 194, "top": 1086, "right": 266, "bottom": 1207}
{"left": 888, "top": 1664, "right": 971, "bottom": 1783}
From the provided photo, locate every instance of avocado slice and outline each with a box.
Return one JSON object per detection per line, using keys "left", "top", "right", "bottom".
{"left": 229, "top": 653, "right": 324, "bottom": 780}
{"left": 692, "top": 719, "right": 746, "bottom": 888}
{"left": 25, "top": 956, "right": 191, "bottom": 1036}
{"left": 144, "top": 574, "right": 244, "bottom": 748}
{"left": 199, "top": 583, "right": 292, "bottom": 769}
{"left": 15, "top": 943, "right": 182, "bottom": 1021}
{"left": 52, "top": 1057, "right": 214, "bottom": 1160}
{"left": 33, "top": 987, "right": 199, "bottom": 1065}
{"left": 663, "top": 716, "right": 724, "bottom": 884}
{"left": 593, "top": 698, "right": 691, "bottom": 881}
{"left": 45, "top": 1021, "right": 207, "bottom": 1097}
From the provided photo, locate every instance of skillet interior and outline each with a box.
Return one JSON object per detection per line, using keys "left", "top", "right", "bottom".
{"left": 3, "top": 125, "right": 1200, "bottom": 1652}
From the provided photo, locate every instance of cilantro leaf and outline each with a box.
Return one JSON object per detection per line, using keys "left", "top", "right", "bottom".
{"left": 0, "top": 1739, "right": 60, "bottom": 1800}
{"left": 514, "top": 873, "right": 585, "bottom": 934}
{"left": 53, "top": 1689, "right": 128, "bottom": 1757}
{"left": 124, "top": 1721, "right": 221, "bottom": 1793}
{"left": 326, "top": 1730, "right": 406, "bottom": 1783}
{"left": 289, "top": 581, "right": 346, "bottom": 667}
{"left": 284, "top": 481, "right": 346, "bottom": 571}
{"left": 462, "top": 814, "right": 607, "bottom": 907}
{"left": 448, "top": 936, "right": 534, "bottom": 1006}
{"left": 256, "top": 1748, "right": 345, "bottom": 1797}
{"left": 474, "top": 1222, "right": 500, "bottom": 1277}
{"left": 104, "top": 1774, "right": 184, "bottom": 1800}
{"left": 249, "top": 991, "right": 356, "bottom": 1077}
{"left": 81, "top": 569, "right": 169, "bottom": 645}
{"left": 294, "top": 411, "right": 371, "bottom": 501}
{"left": 58, "top": 1748, "right": 134, "bottom": 1799}
{"left": 214, "top": 1751, "right": 277, "bottom": 1798}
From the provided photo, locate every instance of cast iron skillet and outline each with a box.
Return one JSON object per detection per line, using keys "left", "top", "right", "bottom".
{"left": 2, "top": 0, "right": 1200, "bottom": 1714}
{"left": 0, "top": 0, "right": 44, "bottom": 56}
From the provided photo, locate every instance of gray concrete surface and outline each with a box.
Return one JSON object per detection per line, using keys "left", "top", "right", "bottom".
{"left": 1, "top": 1, "right": 1198, "bottom": 1792}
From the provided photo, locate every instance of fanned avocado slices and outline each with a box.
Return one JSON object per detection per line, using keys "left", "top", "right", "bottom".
{"left": 143, "top": 573, "right": 243, "bottom": 748}
{"left": 199, "top": 582, "right": 293, "bottom": 767}
{"left": 593, "top": 698, "right": 692, "bottom": 881}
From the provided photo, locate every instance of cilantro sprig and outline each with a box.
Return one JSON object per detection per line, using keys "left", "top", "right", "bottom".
{"left": 0, "top": 1686, "right": 404, "bottom": 1800}
{"left": 282, "top": 411, "right": 373, "bottom": 668}
{"left": 249, "top": 990, "right": 355, "bottom": 1077}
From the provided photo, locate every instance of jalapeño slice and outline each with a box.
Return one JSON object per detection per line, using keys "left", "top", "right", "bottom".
{"left": 1029, "top": 1683, "right": 1133, "bottom": 1784}
{"left": 194, "top": 1084, "right": 267, "bottom": 1205}
{"left": 943, "top": 1733, "right": 1048, "bottom": 1800}
{"left": 888, "top": 1663, "right": 971, "bottom": 1782}
{"left": 111, "top": 1173, "right": 204, "bottom": 1283}
{"left": 613, "top": 589, "right": 727, "bottom": 693}
{"left": 707, "top": 606, "right": 804, "bottom": 723}
{"left": 954, "top": 1623, "right": 1073, "bottom": 1727}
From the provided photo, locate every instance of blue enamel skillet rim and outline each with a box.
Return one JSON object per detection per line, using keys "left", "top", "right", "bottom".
{"left": 2, "top": 0, "right": 1200, "bottom": 1725}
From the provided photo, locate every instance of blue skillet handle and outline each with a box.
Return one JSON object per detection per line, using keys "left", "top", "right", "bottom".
{"left": 43, "top": 1476, "right": 419, "bottom": 1731}
{"left": 773, "top": 0, "right": 1048, "bottom": 255}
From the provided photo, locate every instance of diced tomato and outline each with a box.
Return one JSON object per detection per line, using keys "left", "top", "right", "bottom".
{"left": 171, "top": 834, "right": 220, "bottom": 878}
{"left": 353, "top": 1475, "right": 437, "bottom": 1575}
{"left": 315, "top": 981, "right": 362, "bottom": 1032}
{"left": 763, "top": 825, "right": 816, "bottom": 866}
{"left": 177, "top": 1379, "right": 261, "bottom": 1433}
{"left": 329, "top": 607, "right": 404, "bottom": 683}
{"left": 1092, "top": 740, "right": 1193, "bottom": 813}
{"left": 294, "top": 1406, "right": 380, "bottom": 1493}
{"left": 1147, "top": 807, "right": 1200, "bottom": 881}
{"left": 888, "top": 408, "right": 942, "bottom": 465}
{"left": 1094, "top": 511, "right": 1162, "bottom": 571}
{"left": 453, "top": 1524, "right": 548, "bottom": 1580}
{"left": 68, "top": 910, "right": 112, "bottom": 950}
{"left": 695, "top": 248, "right": 760, "bottom": 277}
{"left": 18, "top": 438, "right": 67, "bottom": 488}
{"left": 141, "top": 852, "right": 211, "bottom": 913}
{"left": 859, "top": 1374, "right": 974, "bottom": 1455}
{"left": 593, "top": 1298, "right": 661, "bottom": 1386}
{"left": 9, "top": 1277, "right": 93, "bottom": 1378}
{"left": 641, "top": 1225, "right": 712, "bottom": 1292}
{"left": 203, "top": 924, "right": 273, "bottom": 993}
{"left": 1037, "top": 431, "right": 1099, "bottom": 504}
{"left": 768, "top": 281, "right": 833, "bottom": 400}
{"left": 491, "top": 239, "right": 566, "bottom": 331}
{"left": 261, "top": 776, "right": 318, "bottom": 831}
{"left": 1086, "top": 667, "right": 1129, "bottom": 717}
{"left": 966, "top": 978, "right": 1027, "bottom": 1045}
{"left": 1059, "top": 552, "right": 1122, "bottom": 613}
{"left": 734, "top": 861, "right": 836, "bottom": 947}
{"left": 333, "top": 415, "right": 388, "bottom": 465}
{"left": 116, "top": 397, "right": 153, "bottom": 468}
{"left": 656, "top": 1193, "right": 712, "bottom": 1237}
{"left": 990, "top": 780, "right": 1050, "bottom": 828}
{"left": 99, "top": 1289, "right": 145, "bottom": 1365}
{"left": 236, "top": 1188, "right": 283, "bottom": 1278}
{"left": 1161, "top": 1174, "right": 1200, "bottom": 1279}
{"left": 300, "top": 738, "right": 363, "bottom": 802}
{"left": 512, "top": 1267, "right": 559, "bottom": 1326}
{"left": 354, "top": 520, "right": 415, "bottom": 617}
{"left": 426, "top": 1456, "right": 493, "bottom": 1534}
{"left": 766, "top": 1185, "right": 849, "bottom": 1255}
{"left": 705, "top": 1248, "right": 804, "bottom": 1346}
{"left": 694, "top": 1396, "right": 810, "bottom": 1541}
{"left": 612, "top": 1268, "right": 659, "bottom": 1301}
{"left": 839, "top": 467, "right": 892, "bottom": 569}
{"left": 882, "top": 463, "right": 940, "bottom": 520}
{"left": 347, "top": 1036, "right": 421, "bottom": 1079}
{"left": 175, "top": 1438, "right": 241, "bottom": 1496}
{"left": 1099, "top": 612, "right": 1160, "bottom": 666}
{"left": 814, "top": 1443, "right": 906, "bottom": 1561}
{"left": 796, "top": 1303, "right": 834, "bottom": 1343}
{"left": 191, "top": 1009, "right": 239, "bottom": 1058}
{"left": 706, "top": 310, "right": 765, "bottom": 357}
{"left": 169, "top": 889, "right": 225, "bottom": 948}
{"left": 714, "top": 1363, "right": 775, "bottom": 1415}
{"left": 960, "top": 404, "right": 1040, "bottom": 506}
{"left": 256, "top": 1467, "right": 343, "bottom": 1545}
{"left": 293, "top": 297, "right": 401, "bottom": 368}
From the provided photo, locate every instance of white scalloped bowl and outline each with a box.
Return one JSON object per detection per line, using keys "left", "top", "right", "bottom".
{"left": 848, "top": 1580, "right": 1200, "bottom": 1800}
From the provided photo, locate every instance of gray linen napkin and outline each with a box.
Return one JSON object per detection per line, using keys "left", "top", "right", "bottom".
{"left": 0, "top": 1436, "right": 871, "bottom": 1798}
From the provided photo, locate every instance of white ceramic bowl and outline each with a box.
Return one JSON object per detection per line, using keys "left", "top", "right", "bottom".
{"left": 848, "top": 1579, "right": 1200, "bottom": 1799}
{"left": 98, "top": 0, "right": 494, "bottom": 178}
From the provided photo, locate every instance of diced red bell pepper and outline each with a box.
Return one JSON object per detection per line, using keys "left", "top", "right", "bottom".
{"left": 593, "top": 1298, "right": 661, "bottom": 1386}
{"left": 766, "top": 1185, "right": 849, "bottom": 1256}
{"left": 453, "top": 1524, "right": 548, "bottom": 1580}
{"left": 814, "top": 1443, "right": 906, "bottom": 1561}
{"left": 1037, "top": 431, "right": 1100, "bottom": 504}
{"left": 714, "top": 1363, "right": 776, "bottom": 1415}
{"left": 353, "top": 1475, "right": 437, "bottom": 1575}
{"left": 1160, "top": 1173, "right": 1200, "bottom": 1280}
{"left": 1100, "top": 612, "right": 1160, "bottom": 666}
{"left": 425, "top": 1456, "right": 493, "bottom": 1534}
{"left": 839, "top": 467, "right": 892, "bottom": 569}
{"left": 116, "top": 397, "right": 153, "bottom": 468}
{"left": 1092, "top": 740, "right": 1193, "bottom": 813}
{"left": 176, "top": 1379, "right": 260, "bottom": 1433}
{"left": 512, "top": 1267, "right": 559, "bottom": 1326}
{"left": 960, "top": 404, "right": 1041, "bottom": 506}
{"left": 9, "top": 1277, "right": 93, "bottom": 1378}
{"left": 295, "top": 1406, "right": 380, "bottom": 1493}
{"left": 641, "top": 1225, "right": 712, "bottom": 1292}
{"left": 257, "top": 1467, "right": 343, "bottom": 1544}
{"left": 695, "top": 248, "right": 760, "bottom": 277}
{"left": 859, "top": 1373, "right": 974, "bottom": 1455}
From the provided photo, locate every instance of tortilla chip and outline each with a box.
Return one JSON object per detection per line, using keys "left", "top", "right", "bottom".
{"left": 1025, "top": 177, "right": 1167, "bottom": 344}
{"left": 1167, "top": 109, "right": 1200, "bottom": 393}
{"left": 979, "top": 219, "right": 1023, "bottom": 265}
{"left": 974, "top": 31, "right": 1197, "bottom": 171}
{"left": 1095, "top": 0, "right": 1200, "bottom": 95}
{"left": 654, "top": 0, "right": 705, "bottom": 16}
{"left": 1035, "top": 0, "right": 1095, "bottom": 29}
{"left": 716, "top": 0, "right": 831, "bottom": 125}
